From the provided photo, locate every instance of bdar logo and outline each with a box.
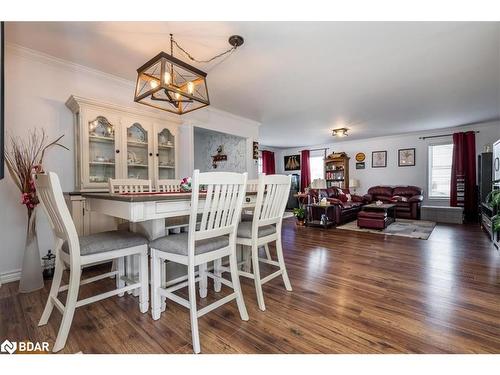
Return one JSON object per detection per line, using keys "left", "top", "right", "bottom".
{"left": 1, "top": 339, "right": 17, "bottom": 354}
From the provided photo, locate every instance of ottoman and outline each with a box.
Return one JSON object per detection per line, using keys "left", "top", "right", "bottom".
{"left": 357, "top": 210, "right": 389, "bottom": 230}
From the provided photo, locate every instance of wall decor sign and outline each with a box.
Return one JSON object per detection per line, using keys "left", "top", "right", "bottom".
{"left": 356, "top": 162, "right": 365, "bottom": 169}
{"left": 253, "top": 141, "right": 259, "bottom": 160}
{"left": 284, "top": 154, "right": 301, "bottom": 171}
{"left": 372, "top": 151, "right": 387, "bottom": 168}
{"left": 0, "top": 22, "right": 4, "bottom": 180}
{"left": 398, "top": 148, "right": 415, "bottom": 167}
{"left": 355, "top": 152, "right": 365, "bottom": 162}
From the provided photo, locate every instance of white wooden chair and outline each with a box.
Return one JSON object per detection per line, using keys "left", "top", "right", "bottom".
{"left": 149, "top": 170, "right": 249, "bottom": 354}
{"left": 219, "top": 174, "right": 292, "bottom": 311}
{"left": 35, "top": 172, "right": 149, "bottom": 352}
{"left": 156, "top": 179, "right": 181, "bottom": 193}
{"left": 109, "top": 178, "right": 152, "bottom": 193}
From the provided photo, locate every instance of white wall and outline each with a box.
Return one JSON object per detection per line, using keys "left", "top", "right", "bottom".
{"left": 269, "top": 121, "right": 500, "bottom": 203}
{"left": 0, "top": 45, "right": 260, "bottom": 282}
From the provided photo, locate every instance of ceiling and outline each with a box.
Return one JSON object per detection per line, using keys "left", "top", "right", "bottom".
{"left": 6, "top": 22, "right": 500, "bottom": 147}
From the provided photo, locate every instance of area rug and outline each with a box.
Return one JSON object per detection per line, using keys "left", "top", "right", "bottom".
{"left": 336, "top": 218, "right": 436, "bottom": 240}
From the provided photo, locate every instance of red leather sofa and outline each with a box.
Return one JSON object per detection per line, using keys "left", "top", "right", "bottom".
{"left": 363, "top": 185, "right": 423, "bottom": 220}
{"left": 302, "top": 187, "right": 366, "bottom": 225}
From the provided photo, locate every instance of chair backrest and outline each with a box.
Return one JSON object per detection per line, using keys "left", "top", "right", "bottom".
{"left": 188, "top": 170, "right": 248, "bottom": 259}
{"left": 247, "top": 179, "right": 259, "bottom": 193}
{"left": 35, "top": 172, "right": 80, "bottom": 260}
{"left": 109, "top": 178, "right": 152, "bottom": 194}
{"left": 156, "top": 179, "right": 181, "bottom": 193}
{"left": 252, "top": 174, "right": 291, "bottom": 230}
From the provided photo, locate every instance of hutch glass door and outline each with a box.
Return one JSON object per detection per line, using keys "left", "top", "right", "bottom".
{"left": 126, "top": 122, "right": 150, "bottom": 179}
{"left": 88, "top": 116, "right": 116, "bottom": 184}
{"left": 157, "top": 128, "right": 175, "bottom": 179}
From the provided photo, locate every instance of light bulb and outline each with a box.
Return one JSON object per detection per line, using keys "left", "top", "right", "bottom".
{"left": 164, "top": 72, "right": 171, "bottom": 85}
{"left": 187, "top": 81, "right": 194, "bottom": 94}
{"left": 150, "top": 80, "right": 158, "bottom": 89}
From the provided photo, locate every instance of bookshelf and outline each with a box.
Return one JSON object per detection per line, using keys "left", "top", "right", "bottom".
{"left": 324, "top": 154, "right": 349, "bottom": 189}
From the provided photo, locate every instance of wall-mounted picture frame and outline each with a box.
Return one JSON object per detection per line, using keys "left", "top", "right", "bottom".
{"left": 0, "top": 22, "right": 4, "bottom": 180}
{"left": 355, "top": 152, "right": 366, "bottom": 162}
{"left": 284, "top": 154, "right": 300, "bottom": 171}
{"left": 372, "top": 150, "right": 387, "bottom": 168}
{"left": 253, "top": 141, "right": 259, "bottom": 160}
{"left": 398, "top": 148, "right": 415, "bottom": 167}
{"left": 356, "top": 162, "right": 365, "bottom": 169}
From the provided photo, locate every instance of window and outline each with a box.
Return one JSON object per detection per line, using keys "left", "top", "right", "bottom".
{"left": 310, "top": 155, "right": 325, "bottom": 181}
{"left": 428, "top": 143, "right": 453, "bottom": 198}
{"left": 257, "top": 153, "right": 263, "bottom": 174}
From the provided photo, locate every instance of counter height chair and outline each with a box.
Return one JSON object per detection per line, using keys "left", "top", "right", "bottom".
{"left": 109, "top": 178, "right": 152, "bottom": 194}
{"left": 35, "top": 172, "right": 149, "bottom": 353}
{"left": 156, "top": 179, "right": 182, "bottom": 193}
{"left": 219, "top": 174, "right": 292, "bottom": 311}
{"left": 149, "top": 170, "right": 249, "bottom": 354}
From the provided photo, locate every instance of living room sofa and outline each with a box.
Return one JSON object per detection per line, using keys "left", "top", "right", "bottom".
{"left": 302, "top": 187, "right": 366, "bottom": 225}
{"left": 363, "top": 185, "right": 423, "bottom": 220}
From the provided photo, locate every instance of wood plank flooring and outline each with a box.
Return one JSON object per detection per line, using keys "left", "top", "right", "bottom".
{"left": 1, "top": 219, "right": 499, "bottom": 353}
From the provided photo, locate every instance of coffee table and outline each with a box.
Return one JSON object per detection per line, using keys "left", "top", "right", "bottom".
{"left": 358, "top": 203, "right": 396, "bottom": 229}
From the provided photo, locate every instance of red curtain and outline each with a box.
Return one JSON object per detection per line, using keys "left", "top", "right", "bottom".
{"left": 450, "top": 131, "right": 477, "bottom": 221}
{"left": 300, "top": 150, "right": 311, "bottom": 191}
{"left": 261, "top": 150, "right": 275, "bottom": 175}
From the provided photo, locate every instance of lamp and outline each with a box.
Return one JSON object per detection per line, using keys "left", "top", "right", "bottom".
{"left": 332, "top": 128, "right": 348, "bottom": 137}
{"left": 134, "top": 34, "right": 244, "bottom": 115}
{"left": 349, "top": 178, "right": 359, "bottom": 193}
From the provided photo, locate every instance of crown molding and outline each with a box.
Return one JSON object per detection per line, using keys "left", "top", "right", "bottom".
{"left": 6, "top": 43, "right": 135, "bottom": 88}
{"left": 6, "top": 43, "right": 262, "bottom": 128}
{"left": 66, "top": 95, "right": 182, "bottom": 124}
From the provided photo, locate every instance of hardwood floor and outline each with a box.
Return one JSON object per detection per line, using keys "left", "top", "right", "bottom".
{"left": 1, "top": 219, "right": 499, "bottom": 354}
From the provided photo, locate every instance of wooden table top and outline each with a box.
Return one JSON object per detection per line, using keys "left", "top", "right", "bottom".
{"left": 82, "top": 191, "right": 256, "bottom": 203}
{"left": 363, "top": 202, "right": 396, "bottom": 209}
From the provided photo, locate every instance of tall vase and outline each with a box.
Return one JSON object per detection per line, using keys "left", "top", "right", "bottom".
{"left": 18, "top": 207, "right": 44, "bottom": 293}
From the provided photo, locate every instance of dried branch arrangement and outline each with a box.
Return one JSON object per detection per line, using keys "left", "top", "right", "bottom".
{"left": 4, "top": 129, "right": 68, "bottom": 217}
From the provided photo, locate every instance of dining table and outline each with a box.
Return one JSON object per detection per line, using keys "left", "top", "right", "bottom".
{"left": 81, "top": 190, "right": 257, "bottom": 291}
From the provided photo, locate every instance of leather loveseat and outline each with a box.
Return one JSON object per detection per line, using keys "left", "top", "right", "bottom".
{"left": 302, "top": 187, "right": 366, "bottom": 225}
{"left": 363, "top": 185, "right": 423, "bottom": 220}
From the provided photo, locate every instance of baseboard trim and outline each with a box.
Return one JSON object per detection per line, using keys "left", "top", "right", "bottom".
{"left": 0, "top": 269, "right": 21, "bottom": 285}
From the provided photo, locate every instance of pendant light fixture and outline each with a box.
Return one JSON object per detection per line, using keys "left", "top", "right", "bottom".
{"left": 134, "top": 34, "right": 244, "bottom": 115}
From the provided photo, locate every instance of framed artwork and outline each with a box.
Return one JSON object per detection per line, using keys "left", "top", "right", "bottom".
{"left": 355, "top": 152, "right": 365, "bottom": 162}
{"left": 0, "top": 22, "right": 4, "bottom": 180}
{"left": 284, "top": 154, "right": 300, "bottom": 171}
{"left": 398, "top": 148, "right": 415, "bottom": 167}
{"left": 356, "top": 162, "right": 365, "bottom": 169}
{"left": 372, "top": 151, "right": 387, "bottom": 168}
{"left": 252, "top": 141, "right": 259, "bottom": 160}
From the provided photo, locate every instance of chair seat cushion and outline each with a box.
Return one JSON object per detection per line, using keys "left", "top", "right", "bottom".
{"left": 237, "top": 221, "right": 276, "bottom": 239}
{"left": 150, "top": 232, "right": 229, "bottom": 256}
{"left": 62, "top": 230, "right": 148, "bottom": 256}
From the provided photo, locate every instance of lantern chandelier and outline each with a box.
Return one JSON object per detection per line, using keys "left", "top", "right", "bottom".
{"left": 134, "top": 34, "right": 244, "bottom": 115}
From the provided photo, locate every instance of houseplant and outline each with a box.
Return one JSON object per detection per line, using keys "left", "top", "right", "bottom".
{"left": 293, "top": 207, "right": 306, "bottom": 226}
{"left": 4, "top": 129, "right": 68, "bottom": 293}
{"left": 487, "top": 190, "right": 500, "bottom": 232}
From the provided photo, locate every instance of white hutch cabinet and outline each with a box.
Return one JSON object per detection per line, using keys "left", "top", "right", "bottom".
{"left": 66, "top": 95, "right": 180, "bottom": 191}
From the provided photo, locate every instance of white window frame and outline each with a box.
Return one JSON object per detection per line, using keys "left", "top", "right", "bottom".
{"left": 309, "top": 151, "right": 325, "bottom": 181}
{"left": 427, "top": 142, "right": 454, "bottom": 200}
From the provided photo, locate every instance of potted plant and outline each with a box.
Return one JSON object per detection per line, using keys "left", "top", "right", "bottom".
{"left": 293, "top": 207, "right": 306, "bottom": 226}
{"left": 487, "top": 190, "right": 500, "bottom": 233}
